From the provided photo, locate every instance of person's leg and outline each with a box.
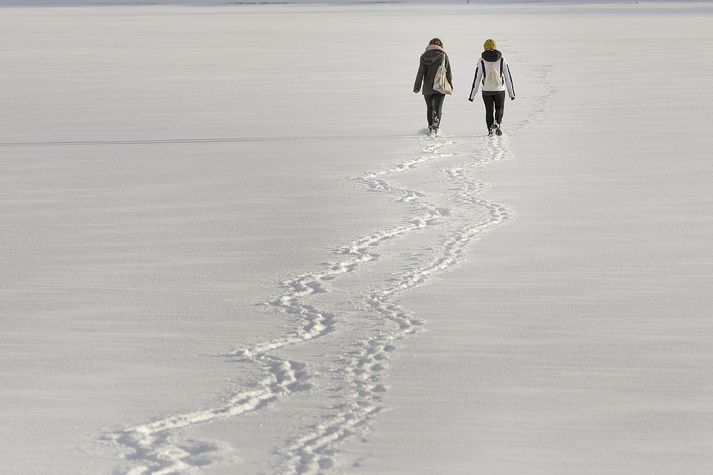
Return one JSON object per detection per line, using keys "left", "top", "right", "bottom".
{"left": 432, "top": 93, "right": 445, "bottom": 129}
{"left": 494, "top": 91, "right": 506, "bottom": 125}
{"left": 482, "top": 93, "right": 495, "bottom": 130}
{"left": 424, "top": 94, "right": 434, "bottom": 128}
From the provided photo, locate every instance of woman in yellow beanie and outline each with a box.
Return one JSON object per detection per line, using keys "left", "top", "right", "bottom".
{"left": 468, "top": 38, "right": 515, "bottom": 136}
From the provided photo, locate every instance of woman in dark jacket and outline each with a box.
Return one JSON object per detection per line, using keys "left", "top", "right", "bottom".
{"left": 414, "top": 38, "right": 453, "bottom": 136}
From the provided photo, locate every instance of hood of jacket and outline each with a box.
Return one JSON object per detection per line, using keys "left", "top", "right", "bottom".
{"left": 421, "top": 46, "right": 446, "bottom": 65}
{"left": 481, "top": 49, "right": 502, "bottom": 62}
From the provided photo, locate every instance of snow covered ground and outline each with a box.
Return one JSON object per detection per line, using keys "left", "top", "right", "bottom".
{"left": 1, "top": 2, "right": 713, "bottom": 474}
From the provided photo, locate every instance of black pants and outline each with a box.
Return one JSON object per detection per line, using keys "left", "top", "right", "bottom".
{"left": 482, "top": 91, "right": 506, "bottom": 129}
{"left": 424, "top": 93, "right": 445, "bottom": 129}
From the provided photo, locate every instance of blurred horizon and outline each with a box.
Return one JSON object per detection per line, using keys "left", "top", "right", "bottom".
{"left": 0, "top": 0, "right": 704, "bottom": 7}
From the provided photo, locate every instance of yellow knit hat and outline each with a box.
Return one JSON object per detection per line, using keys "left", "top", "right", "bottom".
{"left": 483, "top": 39, "right": 497, "bottom": 50}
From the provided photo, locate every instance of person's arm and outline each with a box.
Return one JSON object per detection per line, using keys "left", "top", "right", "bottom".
{"left": 503, "top": 58, "right": 515, "bottom": 100}
{"left": 468, "top": 61, "right": 482, "bottom": 101}
{"left": 414, "top": 60, "right": 426, "bottom": 93}
{"left": 446, "top": 54, "right": 453, "bottom": 89}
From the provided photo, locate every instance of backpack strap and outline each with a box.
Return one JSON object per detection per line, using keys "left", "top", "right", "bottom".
{"left": 499, "top": 58, "right": 504, "bottom": 79}
{"left": 480, "top": 59, "right": 486, "bottom": 84}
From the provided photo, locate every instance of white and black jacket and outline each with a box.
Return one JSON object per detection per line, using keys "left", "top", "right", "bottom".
{"left": 468, "top": 49, "right": 515, "bottom": 100}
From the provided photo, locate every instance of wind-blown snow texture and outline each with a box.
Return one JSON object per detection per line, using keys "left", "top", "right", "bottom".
{"left": 1, "top": 3, "right": 713, "bottom": 475}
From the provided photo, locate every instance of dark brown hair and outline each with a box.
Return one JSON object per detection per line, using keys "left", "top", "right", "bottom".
{"left": 429, "top": 38, "right": 443, "bottom": 47}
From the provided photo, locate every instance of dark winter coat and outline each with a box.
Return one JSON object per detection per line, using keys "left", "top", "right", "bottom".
{"left": 413, "top": 45, "right": 453, "bottom": 96}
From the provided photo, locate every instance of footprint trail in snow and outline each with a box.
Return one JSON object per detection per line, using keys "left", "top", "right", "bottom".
{"left": 105, "top": 139, "right": 455, "bottom": 475}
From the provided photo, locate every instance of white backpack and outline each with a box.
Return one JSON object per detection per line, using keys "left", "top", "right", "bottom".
{"left": 481, "top": 59, "right": 504, "bottom": 89}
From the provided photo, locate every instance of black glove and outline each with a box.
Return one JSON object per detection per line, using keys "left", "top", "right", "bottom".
{"left": 468, "top": 98, "right": 474, "bottom": 102}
